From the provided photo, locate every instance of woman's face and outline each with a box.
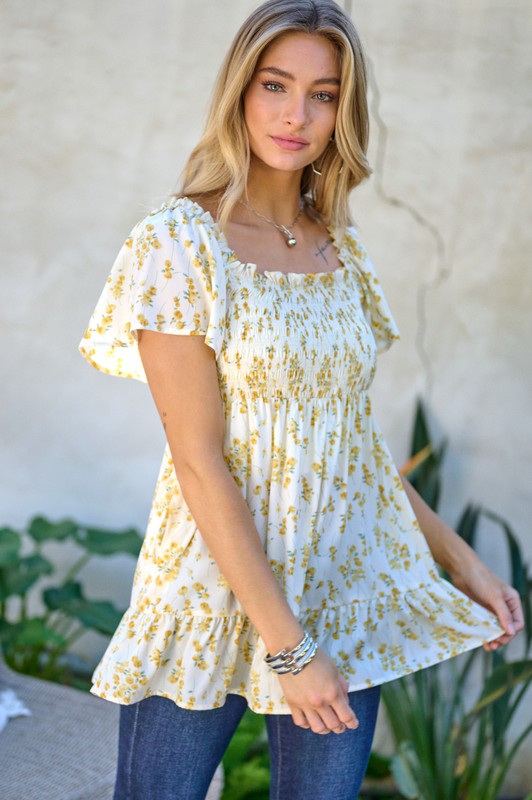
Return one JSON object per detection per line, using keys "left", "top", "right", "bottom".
{"left": 243, "top": 32, "right": 340, "bottom": 175}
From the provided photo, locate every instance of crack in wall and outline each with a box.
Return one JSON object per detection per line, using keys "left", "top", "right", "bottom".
{"left": 366, "top": 57, "right": 451, "bottom": 397}
{"left": 343, "top": 0, "right": 452, "bottom": 397}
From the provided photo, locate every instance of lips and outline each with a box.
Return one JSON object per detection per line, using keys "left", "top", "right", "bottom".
{"left": 270, "top": 136, "right": 309, "bottom": 151}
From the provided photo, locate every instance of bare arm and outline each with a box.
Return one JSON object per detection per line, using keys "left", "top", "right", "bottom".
{"left": 138, "top": 330, "right": 358, "bottom": 734}
{"left": 400, "top": 475, "right": 524, "bottom": 649}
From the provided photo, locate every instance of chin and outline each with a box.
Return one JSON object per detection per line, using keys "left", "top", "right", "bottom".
{"left": 252, "top": 152, "right": 312, "bottom": 174}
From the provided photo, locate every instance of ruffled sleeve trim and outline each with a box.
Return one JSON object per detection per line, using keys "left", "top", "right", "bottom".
{"left": 79, "top": 198, "right": 227, "bottom": 382}
{"left": 340, "top": 225, "right": 400, "bottom": 355}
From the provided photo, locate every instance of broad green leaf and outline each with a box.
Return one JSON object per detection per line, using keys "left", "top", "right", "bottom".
{"left": 44, "top": 580, "right": 84, "bottom": 605}
{"left": 471, "top": 660, "right": 532, "bottom": 715}
{"left": 73, "top": 599, "right": 123, "bottom": 634}
{"left": 0, "top": 617, "right": 67, "bottom": 648}
{"left": 28, "top": 516, "right": 78, "bottom": 543}
{"left": 74, "top": 526, "right": 143, "bottom": 557}
{"left": 0, "top": 527, "right": 21, "bottom": 566}
{"left": 43, "top": 581, "right": 123, "bottom": 635}
{"left": 0, "top": 553, "right": 54, "bottom": 599}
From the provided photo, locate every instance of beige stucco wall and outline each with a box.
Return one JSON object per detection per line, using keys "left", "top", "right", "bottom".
{"left": 2, "top": 0, "right": 531, "bottom": 790}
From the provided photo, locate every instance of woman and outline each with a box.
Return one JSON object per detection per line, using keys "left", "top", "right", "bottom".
{"left": 80, "top": 1, "right": 523, "bottom": 798}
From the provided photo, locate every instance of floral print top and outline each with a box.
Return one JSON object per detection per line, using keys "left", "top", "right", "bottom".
{"left": 79, "top": 197, "right": 502, "bottom": 712}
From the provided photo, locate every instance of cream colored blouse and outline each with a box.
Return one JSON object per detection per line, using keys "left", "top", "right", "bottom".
{"left": 79, "top": 197, "right": 502, "bottom": 712}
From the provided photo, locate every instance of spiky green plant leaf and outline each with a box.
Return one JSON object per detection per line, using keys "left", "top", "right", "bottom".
{"left": 455, "top": 505, "right": 480, "bottom": 549}
{"left": 391, "top": 742, "right": 424, "bottom": 799}
{"left": 470, "top": 659, "right": 532, "bottom": 716}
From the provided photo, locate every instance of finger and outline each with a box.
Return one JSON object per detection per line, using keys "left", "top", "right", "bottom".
{"left": 494, "top": 601, "right": 516, "bottom": 636}
{"left": 314, "top": 705, "right": 346, "bottom": 733}
{"left": 331, "top": 695, "right": 359, "bottom": 729}
{"left": 484, "top": 632, "right": 512, "bottom": 651}
{"left": 493, "top": 589, "right": 524, "bottom": 637}
{"left": 331, "top": 723, "right": 347, "bottom": 735}
{"left": 291, "top": 708, "right": 310, "bottom": 729}
{"left": 507, "top": 592, "right": 525, "bottom": 632}
{"left": 305, "top": 710, "right": 330, "bottom": 735}
{"left": 484, "top": 640, "right": 503, "bottom": 651}
{"left": 314, "top": 685, "right": 358, "bottom": 730}
{"left": 492, "top": 633, "right": 512, "bottom": 646}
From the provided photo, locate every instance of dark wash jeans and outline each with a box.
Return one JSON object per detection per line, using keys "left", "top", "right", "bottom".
{"left": 113, "top": 686, "right": 380, "bottom": 800}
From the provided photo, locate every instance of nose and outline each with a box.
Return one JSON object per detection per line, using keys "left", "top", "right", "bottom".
{"left": 283, "top": 92, "right": 309, "bottom": 129}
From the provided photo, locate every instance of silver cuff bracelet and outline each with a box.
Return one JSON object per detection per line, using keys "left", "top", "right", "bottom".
{"left": 265, "top": 632, "right": 318, "bottom": 675}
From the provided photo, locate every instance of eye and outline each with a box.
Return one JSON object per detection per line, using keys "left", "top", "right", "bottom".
{"left": 314, "top": 91, "right": 336, "bottom": 103}
{"left": 261, "top": 81, "right": 284, "bottom": 92}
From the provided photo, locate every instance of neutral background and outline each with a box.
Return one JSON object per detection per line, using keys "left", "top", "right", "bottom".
{"left": 2, "top": 0, "right": 531, "bottom": 790}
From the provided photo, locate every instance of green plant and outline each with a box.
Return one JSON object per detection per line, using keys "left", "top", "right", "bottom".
{"left": 222, "top": 708, "right": 270, "bottom": 800}
{"left": 0, "top": 516, "right": 142, "bottom": 685}
{"left": 381, "top": 400, "right": 532, "bottom": 800}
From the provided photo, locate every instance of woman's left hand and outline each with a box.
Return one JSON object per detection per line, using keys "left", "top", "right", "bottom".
{"left": 399, "top": 475, "right": 525, "bottom": 652}
{"left": 449, "top": 559, "right": 525, "bottom": 651}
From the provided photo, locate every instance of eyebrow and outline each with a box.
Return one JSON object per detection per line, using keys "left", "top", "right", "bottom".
{"left": 257, "top": 66, "right": 340, "bottom": 86}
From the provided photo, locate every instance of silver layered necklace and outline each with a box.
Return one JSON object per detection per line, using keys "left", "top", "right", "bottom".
{"left": 240, "top": 198, "right": 305, "bottom": 247}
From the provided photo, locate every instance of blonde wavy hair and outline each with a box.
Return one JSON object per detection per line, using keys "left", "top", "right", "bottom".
{"left": 176, "top": 0, "right": 371, "bottom": 230}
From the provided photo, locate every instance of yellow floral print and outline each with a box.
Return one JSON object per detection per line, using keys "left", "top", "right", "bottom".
{"left": 80, "top": 197, "right": 503, "bottom": 713}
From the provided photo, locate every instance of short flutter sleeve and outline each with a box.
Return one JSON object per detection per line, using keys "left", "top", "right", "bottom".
{"left": 79, "top": 200, "right": 227, "bottom": 381}
{"left": 343, "top": 226, "right": 400, "bottom": 354}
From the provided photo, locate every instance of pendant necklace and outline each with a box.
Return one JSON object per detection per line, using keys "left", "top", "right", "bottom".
{"left": 240, "top": 198, "right": 304, "bottom": 247}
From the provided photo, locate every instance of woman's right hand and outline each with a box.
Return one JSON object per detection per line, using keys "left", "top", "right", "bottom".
{"left": 277, "top": 648, "right": 358, "bottom": 734}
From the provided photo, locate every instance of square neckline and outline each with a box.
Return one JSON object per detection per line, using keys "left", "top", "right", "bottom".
{"left": 182, "top": 197, "right": 349, "bottom": 284}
